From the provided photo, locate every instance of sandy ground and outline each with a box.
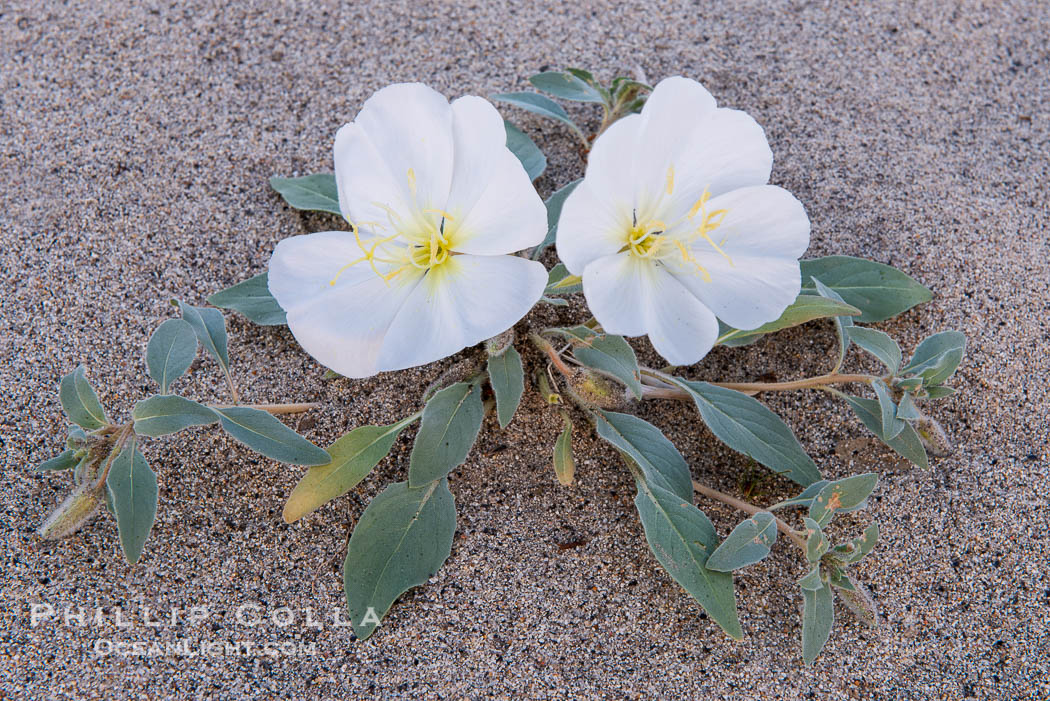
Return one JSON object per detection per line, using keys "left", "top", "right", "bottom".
{"left": 2, "top": 0, "right": 1048, "bottom": 698}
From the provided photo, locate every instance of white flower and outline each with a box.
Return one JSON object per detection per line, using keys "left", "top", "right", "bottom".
{"left": 556, "top": 76, "right": 811, "bottom": 366}
{"left": 268, "top": 83, "right": 548, "bottom": 378}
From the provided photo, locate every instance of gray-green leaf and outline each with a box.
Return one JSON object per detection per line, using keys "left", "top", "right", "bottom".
{"left": 872, "top": 380, "right": 906, "bottom": 440}
{"left": 214, "top": 406, "right": 330, "bottom": 465}
{"left": 594, "top": 410, "right": 693, "bottom": 501}
{"left": 283, "top": 414, "right": 419, "bottom": 523}
{"left": 769, "top": 480, "right": 829, "bottom": 511}
{"left": 706, "top": 512, "right": 778, "bottom": 572}
{"left": 408, "top": 382, "right": 484, "bottom": 486}
{"left": 59, "top": 365, "right": 109, "bottom": 430}
{"left": 504, "top": 120, "right": 546, "bottom": 181}
{"left": 544, "top": 262, "right": 583, "bottom": 296}
{"left": 808, "top": 474, "right": 878, "bottom": 526}
{"left": 830, "top": 522, "right": 880, "bottom": 564}
{"left": 131, "top": 395, "right": 219, "bottom": 437}
{"left": 145, "top": 319, "right": 198, "bottom": 393}
{"left": 896, "top": 392, "right": 921, "bottom": 420}
{"left": 847, "top": 327, "right": 902, "bottom": 375}
{"left": 633, "top": 479, "right": 742, "bottom": 640}
{"left": 531, "top": 179, "right": 581, "bottom": 260}
{"left": 529, "top": 71, "right": 607, "bottom": 103}
{"left": 207, "top": 272, "right": 287, "bottom": 326}
{"left": 106, "top": 440, "right": 158, "bottom": 564}
{"left": 573, "top": 334, "right": 643, "bottom": 399}
{"left": 37, "top": 450, "right": 83, "bottom": 472}
{"left": 717, "top": 294, "right": 860, "bottom": 347}
{"left": 343, "top": 478, "right": 456, "bottom": 640}
{"left": 269, "top": 173, "right": 342, "bottom": 215}
{"left": 487, "top": 346, "right": 525, "bottom": 429}
{"left": 803, "top": 517, "right": 829, "bottom": 562}
{"left": 901, "top": 330, "right": 966, "bottom": 386}
{"left": 800, "top": 256, "right": 932, "bottom": 322}
{"left": 666, "top": 378, "right": 822, "bottom": 486}
{"left": 801, "top": 577, "right": 834, "bottom": 665}
{"left": 176, "top": 300, "right": 230, "bottom": 373}
{"left": 843, "top": 395, "right": 928, "bottom": 468}
{"left": 490, "top": 92, "right": 586, "bottom": 142}
{"left": 811, "top": 277, "right": 854, "bottom": 368}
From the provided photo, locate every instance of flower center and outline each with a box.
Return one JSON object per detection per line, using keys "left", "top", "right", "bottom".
{"left": 621, "top": 185, "right": 732, "bottom": 283}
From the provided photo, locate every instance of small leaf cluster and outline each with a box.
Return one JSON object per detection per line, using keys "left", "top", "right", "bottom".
{"left": 36, "top": 302, "right": 327, "bottom": 564}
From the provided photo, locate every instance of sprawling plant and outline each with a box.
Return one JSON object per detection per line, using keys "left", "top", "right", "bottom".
{"left": 35, "top": 70, "right": 963, "bottom": 664}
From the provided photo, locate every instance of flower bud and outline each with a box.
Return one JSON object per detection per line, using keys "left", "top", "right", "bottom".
{"left": 915, "top": 414, "right": 952, "bottom": 456}
{"left": 564, "top": 367, "right": 632, "bottom": 411}
{"left": 37, "top": 482, "right": 104, "bottom": 540}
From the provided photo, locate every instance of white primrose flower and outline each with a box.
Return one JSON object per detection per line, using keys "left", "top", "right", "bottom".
{"left": 268, "top": 83, "right": 548, "bottom": 378}
{"left": 556, "top": 76, "right": 811, "bottom": 366}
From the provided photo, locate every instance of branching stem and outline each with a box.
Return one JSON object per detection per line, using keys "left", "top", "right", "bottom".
{"left": 692, "top": 480, "right": 807, "bottom": 550}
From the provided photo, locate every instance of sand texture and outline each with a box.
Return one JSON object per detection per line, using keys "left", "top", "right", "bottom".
{"left": 2, "top": 1, "right": 1048, "bottom": 698}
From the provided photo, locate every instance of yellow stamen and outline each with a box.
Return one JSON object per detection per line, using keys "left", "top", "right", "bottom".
{"left": 407, "top": 168, "right": 417, "bottom": 196}
{"left": 673, "top": 240, "right": 712, "bottom": 282}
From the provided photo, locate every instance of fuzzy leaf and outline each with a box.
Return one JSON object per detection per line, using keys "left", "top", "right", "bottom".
{"left": 594, "top": 411, "right": 693, "bottom": 501}
{"left": 283, "top": 415, "right": 418, "bottom": 523}
{"left": 847, "top": 327, "right": 902, "bottom": 375}
{"left": 490, "top": 92, "right": 586, "bottom": 141}
{"left": 544, "top": 262, "right": 583, "bottom": 295}
{"left": 808, "top": 474, "right": 878, "bottom": 526}
{"left": 830, "top": 522, "right": 880, "bottom": 564}
{"left": 902, "top": 331, "right": 966, "bottom": 386}
{"left": 800, "top": 256, "right": 932, "bottom": 322}
{"left": 553, "top": 412, "right": 575, "bottom": 486}
{"left": 504, "top": 120, "right": 546, "bottom": 181}
{"left": 801, "top": 577, "right": 835, "bottom": 665}
{"left": 145, "top": 319, "right": 198, "bottom": 393}
{"left": 666, "top": 378, "right": 822, "bottom": 486}
{"left": 896, "top": 392, "right": 921, "bottom": 420}
{"left": 872, "top": 380, "right": 906, "bottom": 440}
{"left": 208, "top": 272, "right": 287, "bottom": 326}
{"left": 844, "top": 395, "right": 929, "bottom": 468}
{"left": 37, "top": 450, "right": 83, "bottom": 472}
{"left": 343, "top": 479, "right": 456, "bottom": 640}
{"left": 811, "top": 277, "right": 854, "bottom": 367}
{"left": 106, "top": 440, "right": 158, "bottom": 564}
{"left": 573, "top": 334, "right": 643, "bottom": 399}
{"left": 803, "top": 517, "right": 829, "bottom": 562}
{"left": 706, "top": 512, "right": 777, "bottom": 572}
{"left": 770, "top": 480, "right": 830, "bottom": 511}
{"left": 269, "top": 173, "right": 341, "bottom": 215}
{"left": 529, "top": 71, "right": 607, "bottom": 103}
{"left": 214, "top": 406, "right": 329, "bottom": 465}
{"left": 633, "top": 479, "right": 742, "bottom": 640}
{"left": 718, "top": 294, "right": 860, "bottom": 347}
{"left": 131, "top": 395, "right": 219, "bottom": 437}
{"left": 487, "top": 346, "right": 525, "bottom": 429}
{"left": 59, "top": 365, "right": 109, "bottom": 430}
{"left": 176, "top": 301, "right": 230, "bottom": 374}
{"left": 408, "top": 382, "right": 484, "bottom": 486}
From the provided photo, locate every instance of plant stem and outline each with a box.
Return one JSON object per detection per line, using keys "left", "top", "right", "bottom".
{"left": 692, "top": 480, "right": 807, "bottom": 550}
{"left": 208, "top": 402, "right": 320, "bottom": 414}
{"left": 639, "top": 368, "right": 875, "bottom": 399}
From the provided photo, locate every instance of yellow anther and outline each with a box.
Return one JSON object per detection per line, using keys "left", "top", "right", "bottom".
{"left": 673, "top": 240, "right": 712, "bottom": 282}
{"left": 422, "top": 208, "right": 455, "bottom": 222}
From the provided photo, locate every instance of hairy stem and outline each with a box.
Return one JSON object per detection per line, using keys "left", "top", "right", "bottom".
{"left": 208, "top": 402, "right": 320, "bottom": 414}
{"left": 692, "top": 480, "right": 807, "bottom": 550}
{"left": 639, "top": 368, "right": 876, "bottom": 399}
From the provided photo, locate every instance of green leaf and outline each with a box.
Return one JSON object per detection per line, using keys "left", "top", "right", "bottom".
{"left": 830, "top": 522, "right": 880, "bottom": 565}
{"left": 872, "top": 380, "right": 906, "bottom": 440}
{"left": 131, "top": 395, "right": 220, "bottom": 437}
{"left": 59, "top": 365, "right": 109, "bottom": 430}
{"left": 665, "top": 378, "right": 822, "bottom": 486}
{"left": 811, "top": 277, "right": 854, "bottom": 369}
{"left": 145, "top": 319, "right": 198, "bottom": 393}
{"left": 798, "top": 564, "right": 824, "bottom": 591}
{"left": 106, "top": 440, "right": 158, "bottom": 564}
{"left": 803, "top": 517, "right": 829, "bottom": 562}
{"left": 529, "top": 71, "right": 607, "bottom": 103}
{"left": 633, "top": 479, "right": 742, "bottom": 640}
{"left": 37, "top": 450, "right": 83, "bottom": 472}
{"left": 717, "top": 294, "right": 860, "bottom": 347}
{"left": 490, "top": 92, "right": 586, "bottom": 142}
{"left": 925, "top": 386, "right": 957, "bottom": 399}
{"left": 594, "top": 411, "right": 693, "bottom": 501}
{"left": 283, "top": 414, "right": 419, "bottom": 523}
{"left": 799, "top": 256, "right": 932, "bottom": 322}
{"left": 176, "top": 301, "right": 230, "bottom": 374}
{"left": 573, "top": 334, "right": 643, "bottom": 399}
{"left": 843, "top": 395, "right": 928, "bottom": 468}
{"left": 269, "top": 173, "right": 341, "bottom": 215}
{"left": 553, "top": 412, "right": 575, "bottom": 486}
{"left": 408, "top": 382, "right": 484, "bottom": 486}
{"left": 894, "top": 377, "right": 923, "bottom": 392}
{"left": 801, "top": 577, "right": 834, "bottom": 665}
{"left": 901, "top": 331, "right": 966, "bottom": 386}
{"left": 896, "top": 392, "right": 921, "bottom": 420}
{"left": 544, "top": 262, "right": 583, "bottom": 295}
{"left": 504, "top": 120, "right": 546, "bottom": 181}
{"left": 487, "top": 346, "right": 525, "bottom": 429}
{"left": 214, "top": 406, "right": 330, "bottom": 465}
{"left": 207, "top": 272, "right": 287, "bottom": 326}
{"left": 808, "top": 473, "right": 878, "bottom": 526}
{"left": 547, "top": 324, "right": 598, "bottom": 344}
{"left": 344, "top": 478, "right": 456, "bottom": 640}
{"left": 769, "top": 480, "right": 830, "bottom": 511}
{"left": 531, "top": 179, "right": 581, "bottom": 260}
{"left": 846, "top": 327, "right": 902, "bottom": 374}
{"left": 705, "top": 512, "right": 777, "bottom": 572}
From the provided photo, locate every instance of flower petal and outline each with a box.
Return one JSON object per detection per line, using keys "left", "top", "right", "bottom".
{"left": 268, "top": 231, "right": 423, "bottom": 378}
{"left": 333, "top": 122, "right": 413, "bottom": 233}
{"left": 555, "top": 179, "right": 632, "bottom": 275}
{"left": 672, "top": 185, "right": 810, "bottom": 330}
{"left": 444, "top": 96, "right": 547, "bottom": 255}
{"left": 582, "top": 253, "right": 719, "bottom": 365}
{"left": 378, "top": 255, "right": 547, "bottom": 372}
{"left": 351, "top": 83, "right": 454, "bottom": 214}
